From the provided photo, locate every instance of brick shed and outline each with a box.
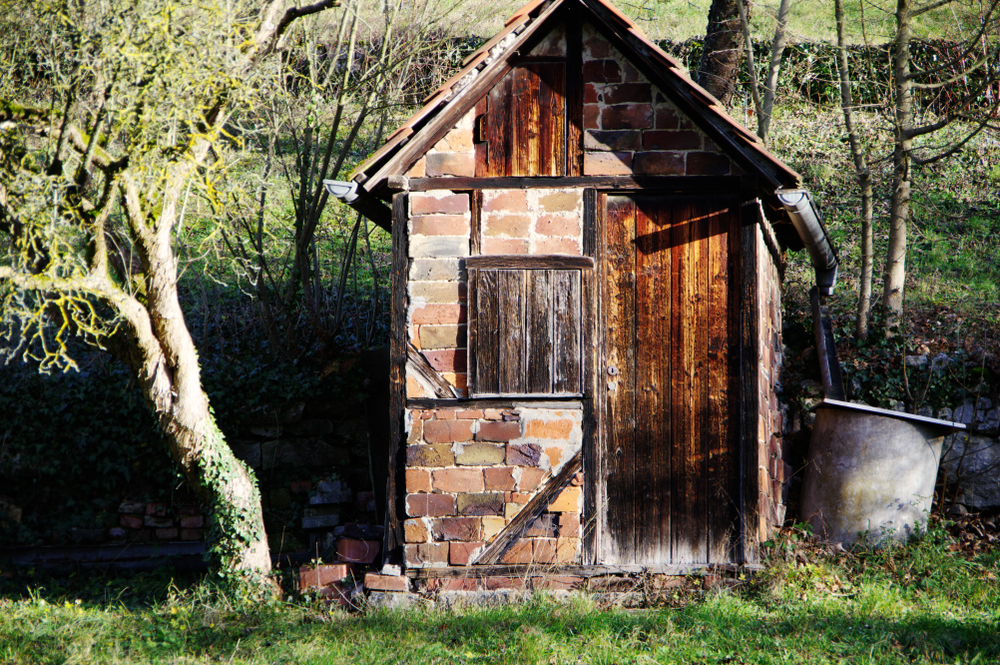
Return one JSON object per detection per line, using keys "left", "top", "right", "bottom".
{"left": 335, "top": 0, "right": 838, "bottom": 586}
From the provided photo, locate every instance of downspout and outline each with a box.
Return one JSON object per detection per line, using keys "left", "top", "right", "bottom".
{"left": 777, "top": 189, "right": 844, "bottom": 400}
{"left": 324, "top": 179, "right": 393, "bottom": 232}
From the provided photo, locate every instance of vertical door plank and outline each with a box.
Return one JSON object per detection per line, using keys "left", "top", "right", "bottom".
{"left": 511, "top": 67, "right": 534, "bottom": 176}
{"left": 707, "top": 203, "right": 737, "bottom": 563}
{"left": 487, "top": 75, "right": 513, "bottom": 177}
{"left": 535, "top": 62, "right": 566, "bottom": 176}
{"left": 602, "top": 195, "right": 637, "bottom": 563}
{"left": 553, "top": 270, "right": 582, "bottom": 394}
{"left": 692, "top": 200, "right": 711, "bottom": 564}
{"left": 527, "top": 270, "right": 554, "bottom": 394}
{"left": 633, "top": 196, "right": 671, "bottom": 563}
{"left": 498, "top": 269, "right": 527, "bottom": 392}
{"left": 476, "top": 270, "right": 500, "bottom": 395}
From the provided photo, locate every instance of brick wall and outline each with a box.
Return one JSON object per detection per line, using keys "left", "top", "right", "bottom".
{"left": 754, "top": 221, "right": 785, "bottom": 542}
{"left": 580, "top": 23, "right": 743, "bottom": 178}
{"left": 403, "top": 406, "right": 584, "bottom": 567}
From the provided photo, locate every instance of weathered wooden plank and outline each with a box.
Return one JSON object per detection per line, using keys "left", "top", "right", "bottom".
{"left": 498, "top": 270, "right": 527, "bottom": 391}
{"left": 465, "top": 255, "right": 594, "bottom": 270}
{"left": 408, "top": 175, "right": 746, "bottom": 192}
{"left": 386, "top": 192, "right": 409, "bottom": 566}
{"left": 408, "top": 561, "right": 762, "bottom": 579}
{"left": 511, "top": 65, "right": 534, "bottom": 176}
{"left": 692, "top": 199, "right": 711, "bottom": 564}
{"left": 488, "top": 72, "right": 513, "bottom": 177}
{"left": 407, "top": 397, "right": 584, "bottom": 410}
{"left": 470, "top": 189, "right": 483, "bottom": 256}
{"left": 602, "top": 195, "right": 637, "bottom": 563}
{"left": 534, "top": 62, "right": 566, "bottom": 176}
{"left": 474, "top": 96, "right": 489, "bottom": 177}
{"left": 475, "top": 269, "right": 501, "bottom": 395}
{"left": 527, "top": 270, "right": 554, "bottom": 393}
{"left": 472, "top": 450, "right": 582, "bottom": 565}
{"left": 740, "top": 216, "right": 760, "bottom": 564}
{"left": 581, "top": 193, "right": 600, "bottom": 564}
{"left": 552, "top": 270, "right": 582, "bottom": 394}
{"left": 565, "top": 11, "right": 583, "bottom": 177}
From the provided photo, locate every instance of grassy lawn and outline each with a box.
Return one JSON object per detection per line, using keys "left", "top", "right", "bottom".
{"left": 2, "top": 524, "right": 998, "bottom": 664}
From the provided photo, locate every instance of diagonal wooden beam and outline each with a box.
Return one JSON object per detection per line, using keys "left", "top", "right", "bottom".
{"left": 472, "top": 450, "right": 582, "bottom": 565}
{"left": 407, "top": 342, "right": 459, "bottom": 398}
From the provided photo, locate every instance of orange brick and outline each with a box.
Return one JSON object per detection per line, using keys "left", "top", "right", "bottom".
{"left": 406, "top": 468, "right": 432, "bottom": 492}
{"left": 533, "top": 538, "right": 557, "bottom": 563}
{"left": 411, "top": 304, "right": 467, "bottom": 325}
{"left": 526, "top": 419, "right": 574, "bottom": 440}
{"left": 364, "top": 573, "right": 409, "bottom": 592}
{"left": 548, "top": 486, "right": 581, "bottom": 512}
{"left": 555, "top": 537, "right": 580, "bottom": 563}
{"left": 432, "top": 468, "right": 484, "bottom": 493}
{"left": 404, "top": 519, "right": 428, "bottom": 543}
{"left": 499, "top": 539, "right": 533, "bottom": 564}
{"left": 519, "top": 467, "right": 547, "bottom": 492}
{"left": 544, "top": 447, "right": 563, "bottom": 467}
{"left": 449, "top": 541, "right": 483, "bottom": 566}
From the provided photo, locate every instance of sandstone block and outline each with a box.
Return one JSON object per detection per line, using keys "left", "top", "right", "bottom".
{"left": 409, "top": 281, "right": 465, "bottom": 304}
{"left": 426, "top": 152, "right": 475, "bottom": 177}
{"left": 406, "top": 444, "right": 455, "bottom": 467}
{"left": 409, "top": 258, "right": 463, "bottom": 281}
{"left": 535, "top": 238, "right": 582, "bottom": 255}
{"left": 482, "top": 189, "right": 528, "bottom": 213}
{"left": 482, "top": 237, "right": 529, "bottom": 254}
{"left": 432, "top": 467, "right": 484, "bottom": 493}
{"left": 537, "top": 191, "right": 581, "bottom": 212}
{"left": 409, "top": 236, "right": 469, "bottom": 259}
{"left": 457, "top": 492, "right": 505, "bottom": 516}
{"left": 457, "top": 443, "right": 505, "bottom": 466}
{"left": 534, "top": 214, "right": 580, "bottom": 237}
{"left": 483, "top": 214, "right": 531, "bottom": 237}
{"left": 364, "top": 573, "right": 410, "bottom": 592}
{"left": 555, "top": 537, "right": 580, "bottom": 563}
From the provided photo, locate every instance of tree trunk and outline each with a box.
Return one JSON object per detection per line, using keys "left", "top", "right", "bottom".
{"left": 759, "top": 0, "right": 792, "bottom": 140}
{"left": 884, "top": 0, "right": 913, "bottom": 330}
{"left": 697, "top": 0, "right": 748, "bottom": 105}
{"left": 835, "top": 0, "right": 875, "bottom": 339}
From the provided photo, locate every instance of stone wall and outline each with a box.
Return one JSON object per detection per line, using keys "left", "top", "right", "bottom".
{"left": 403, "top": 406, "right": 584, "bottom": 567}
{"left": 940, "top": 398, "right": 1000, "bottom": 512}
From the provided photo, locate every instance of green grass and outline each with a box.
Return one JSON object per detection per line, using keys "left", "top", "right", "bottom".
{"left": 3, "top": 524, "right": 999, "bottom": 664}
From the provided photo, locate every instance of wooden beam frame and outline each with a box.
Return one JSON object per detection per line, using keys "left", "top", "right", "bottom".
{"left": 739, "top": 209, "right": 761, "bottom": 565}
{"left": 408, "top": 175, "right": 749, "bottom": 192}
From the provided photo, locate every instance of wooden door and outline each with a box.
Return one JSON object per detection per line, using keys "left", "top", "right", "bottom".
{"left": 600, "top": 194, "right": 740, "bottom": 565}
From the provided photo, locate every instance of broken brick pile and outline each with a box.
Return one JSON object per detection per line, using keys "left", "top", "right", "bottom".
{"left": 116, "top": 501, "right": 204, "bottom": 543}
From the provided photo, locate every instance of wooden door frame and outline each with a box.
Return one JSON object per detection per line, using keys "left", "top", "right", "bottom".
{"left": 583, "top": 189, "right": 757, "bottom": 567}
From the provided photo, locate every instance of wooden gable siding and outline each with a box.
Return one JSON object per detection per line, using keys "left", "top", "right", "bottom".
{"left": 478, "top": 62, "right": 568, "bottom": 177}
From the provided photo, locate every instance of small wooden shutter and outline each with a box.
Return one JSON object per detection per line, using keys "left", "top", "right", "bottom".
{"left": 469, "top": 267, "right": 582, "bottom": 396}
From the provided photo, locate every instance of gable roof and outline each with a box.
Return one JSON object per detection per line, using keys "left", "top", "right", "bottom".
{"left": 350, "top": 0, "right": 802, "bottom": 197}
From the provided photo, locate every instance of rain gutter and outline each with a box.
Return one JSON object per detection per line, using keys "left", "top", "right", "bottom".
{"left": 324, "top": 179, "right": 393, "bottom": 232}
{"left": 777, "top": 189, "right": 839, "bottom": 296}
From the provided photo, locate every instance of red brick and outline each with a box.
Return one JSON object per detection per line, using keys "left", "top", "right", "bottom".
{"left": 437, "top": 409, "right": 456, "bottom": 420}
{"left": 482, "top": 190, "right": 528, "bottom": 212}
{"left": 426, "top": 152, "right": 475, "bottom": 177}
{"left": 424, "top": 577, "right": 479, "bottom": 592}
{"left": 583, "top": 59, "right": 622, "bottom": 83}
{"left": 432, "top": 468, "right": 484, "bottom": 493}
{"left": 535, "top": 238, "right": 581, "bottom": 254}
{"left": 422, "top": 349, "right": 467, "bottom": 373}
{"left": 484, "top": 576, "right": 527, "bottom": 590}
{"left": 411, "top": 215, "right": 470, "bottom": 236}
{"left": 432, "top": 517, "right": 483, "bottom": 541}
{"left": 583, "top": 130, "right": 641, "bottom": 152}
{"left": 155, "top": 528, "right": 179, "bottom": 540}
{"left": 482, "top": 237, "right": 529, "bottom": 254}
{"left": 405, "top": 542, "right": 449, "bottom": 566}
{"left": 559, "top": 513, "right": 580, "bottom": 538}
{"left": 583, "top": 82, "right": 601, "bottom": 103}
{"left": 406, "top": 493, "right": 456, "bottom": 517}
{"left": 337, "top": 538, "right": 381, "bottom": 564}
{"left": 484, "top": 466, "right": 517, "bottom": 491}
{"left": 449, "top": 541, "right": 483, "bottom": 566}
{"left": 423, "top": 419, "right": 473, "bottom": 443}
{"left": 406, "top": 444, "right": 455, "bottom": 466}
{"left": 655, "top": 104, "right": 682, "bottom": 129}
{"left": 583, "top": 151, "right": 633, "bottom": 175}
{"left": 534, "top": 575, "right": 584, "bottom": 591}
{"left": 406, "top": 468, "right": 432, "bottom": 492}
{"left": 602, "top": 104, "right": 653, "bottom": 130}
{"left": 145, "top": 503, "right": 166, "bottom": 517}
{"left": 633, "top": 151, "right": 686, "bottom": 175}
{"left": 411, "top": 192, "right": 469, "bottom": 215}
{"left": 180, "top": 528, "right": 203, "bottom": 541}
{"left": 534, "top": 214, "right": 580, "bottom": 237}
{"left": 411, "top": 304, "right": 466, "bottom": 325}
{"left": 621, "top": 61, "right": 643, "bottom": 82}
{"left": 177, "top": 503, "right": 200, "bottom": 516}
{"left": 642, "top": 130, "right": 703, "bottom": 151}
{"left": 456, "top": 409, "right": 483, "bottom": 419}
{"left": 519, "top": 467, "right": 547, "bottom": 491}
{"left": 533, "top": 537, "right": 558, "bottom": 563}
{"left": 498, "top": 539, "right": 533, "bottom": 564}
{"left": 300, "top": 564, "right": 352, "bottom": 591}
{"left": 179, "top": 515, "right": 203, "bottom": 529}
{"left": 404, "top": 518, "right": 429, "bottom": 542}
{"left": 525, "top": 419, "right": 575, "bottom": 440}
{"left": 476, "top": 420, "right": 522, "bottom": 442}
{"left": 603, "top": 83, "right": 652, "bottom": 105}
{"left": 686, "top": 151, "right": 732, "bottom": 175}
{"left": 583, "top": 35, "right": 611, "bottom": 58}
{"left": 507, "top": 443, "right": 542, "bottom": 466}
{"left": 120, "top": 514, "right": 143, "bottom": 530}
{"left": 364, "top": 573, "right": 410, "bottom": 592}
{"left": 583, "top": 103, "right": 601, "bottom": 130}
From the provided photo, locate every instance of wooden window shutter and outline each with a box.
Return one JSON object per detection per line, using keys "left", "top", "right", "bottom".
{"left": 469, "top": 267, "right": 582, "bottom": 396}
